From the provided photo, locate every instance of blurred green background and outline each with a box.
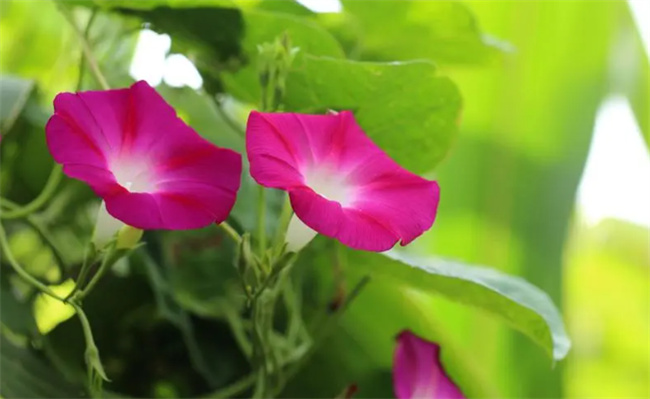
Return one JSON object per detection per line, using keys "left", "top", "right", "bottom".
{"left": 1, "top": 0, "right": 648, "bottom": 398}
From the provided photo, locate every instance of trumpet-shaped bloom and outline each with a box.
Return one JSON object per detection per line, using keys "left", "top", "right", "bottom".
{"left": 394, "top": 331, "right": 465, "bottom": 399}
{"left": 246, "top": 111, "right": 440, "bottom": 251}
{"left": 45, "top": 81, "right": 241, "bottom": 230}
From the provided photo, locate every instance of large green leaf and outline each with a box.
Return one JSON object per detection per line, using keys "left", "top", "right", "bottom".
{"left": 283, "top": 239, "right": 501, "bottom": 398}
{"left": 0, "top": 334, "right": 84, "bottom": 398}
{"left": 283, "top": 55, "right": 461, "bottom": 173}
{"left": 344, "top": 249, "right": 571, "bottom": 361}
{"left": 338, "top": 0, "right": 506, "bottom": 64}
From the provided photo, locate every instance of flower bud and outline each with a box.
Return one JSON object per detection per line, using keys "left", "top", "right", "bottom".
{"left": 116, "top": 225, "right": 143, "bottom": 250}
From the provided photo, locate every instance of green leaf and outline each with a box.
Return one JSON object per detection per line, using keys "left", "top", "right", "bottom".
{"left": 0, "top": 333, "right": 84, "bottom": 398}
{"left": 345, "top": 249, "right": 571, "bottom": 361}
{"left": 0, "top": 269, "right": 37, "bottom": 336}
{"left": 0, "top": 77, "right": 34, "bottom": 135}
{"left": 156, "top": 85, "right": 244, "bottom": 152}
{"left": 284, "top": 55, "right": 462, "bottom": 173}
{"left": 137, "top": 250, "right": 246, "bottom": 389}
{"left": 159, "top": 227, "right": 242, "bottom": 319}
{"left": 116, "top": 6, "right": 245, "bottom": 73}
{"left": 339, "top": 0, "right": 507, "bottom": 64}
{"left": 217, "top": 8, "right": 345, "bottom": 102}
{"left": 78, "top": 0, "right": 237, "bottom": 9}
{"left": 111, "top": 5, "right": 344, "bottom": 101}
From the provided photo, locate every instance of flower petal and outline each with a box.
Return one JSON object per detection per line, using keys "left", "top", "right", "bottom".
{"left": 289, "top": 186, "right": 398, "bottom": 251}
{"left": 393, "top": 331, "right": 465, "bottom": 399}
{"left": 246, "top": 110, "right": 440, "bottom": 251}
{"left": 46, "top": 81, "right": 242, "bottom": 230}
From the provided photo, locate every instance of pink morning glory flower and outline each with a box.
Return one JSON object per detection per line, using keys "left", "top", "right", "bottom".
{"left": 45, "top": 81, "right": 241, "bottom": 230}
{"left": 394, "top": 331, "right": 465, "bottom": 399}
{"left": 246, "top": 111, "right": 440, "bottom": 252}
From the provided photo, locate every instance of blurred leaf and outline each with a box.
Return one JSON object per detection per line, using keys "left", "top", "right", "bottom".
{"left": 422, "top": 1, "right": 640, "bottom": 396}
{"left": 43, "top": 271, "right": 223, "bottom": 397}
{"left": 0, "top": 334, "right": 85, "bottom": 398}
{"left": 84, "top": 11, "right": 141, "bottom": 89}
{"left": 161, "top": 227, "right": 242, "bottom": 319}
{"left": 156, "top": 85, "right": 244, "bottom": 152}
{"left": 284, "top": 55, "right": 461, "bottom": 173}
{"left": 0, "top": 78, "right": 53, "bottom": 202}
{"left": 138, "top": 250, "right": 248, "bottom": 389}
{"left": 340, "top": 0, "right": 507, "bottom": 64}
{"left": 345, "top": 249, "right": 570, "bottom": 361}
{"left": 565, "top": 219, "right": 650, "bottom": 398}
{"left": 116, "top": 6, "right": 245, "bottom": 72}
{"left": 0, "top": 269, "right": 37, "bottom": 336}
{"left": 0, "top": 0, "right": 78, "bottom": 100}
{"left": 77, "top": 0, "right": 237, "bottom": 9}
{"left": 284, "top": 240, "right": 498, "bottom": 398}
{"left": 0, "top": 76, "right": 34, "bottom": 134}
{"left": 110, "top": 5, "right": 344, "bottom": 100}
{"left": 219, "top": 8, "right": 344, "bottom": 102}
{"left": 607, "top": 7, "right": 649, "bottom": 146}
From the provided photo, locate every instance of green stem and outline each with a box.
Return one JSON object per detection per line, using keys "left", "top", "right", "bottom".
{"left": 76, "top": 8, "right": 97, "bottom": 91}
{"left": 251, "top": 298, "right": 269, "bottom": 398}
{"left": 213, "top": 96, "right": 245, "bottom": 137}
{"left": 219, "top": 221, "right": 242, "bottom": 244}
{"left": 270, "top": 275, "right": 371, "bottom": 397}
{"left": 252, "top": 253, "right": 296, "bottom": 303}
{"left": 1, "top": 165, "right": 63, "bottom": 219}
{"left": 56, "top": 2, "right": 110, "bottom": 90}
{"left": 69, "top": 301, "right": 108, "bottom": 382}
{"left": 223, "top": 304, "right": 253, "bottom": 358}
{"left": 203, "top": 374, "right": 256, "bottom": 399}
{"left": 66, "top": 243, "right": 98, "bottom": 300}
{"left": 77, "top": 245, "right": 122, "bottom": 300}
{"left": 0, "top": 198, "right": 67, "bottom": 274}
{"left": 0, "top": 223, "right": 65, "bottom": 302}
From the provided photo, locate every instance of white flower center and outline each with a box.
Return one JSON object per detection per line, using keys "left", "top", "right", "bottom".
{"left": 110, "top": 157, "right": 157, "bottom": 193}
{"left": 303, "top": 167, "right": 355, "bottom": 207}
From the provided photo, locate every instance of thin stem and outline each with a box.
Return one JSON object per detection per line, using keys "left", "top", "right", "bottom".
{"left": 0, "top": 223, "right": 65, "bottom": 302}
{"left": 77, "top": 245, "right": 126, "bottom": 301}
{"left": 1, "top": 165, "right": 63, "bottom": 219}
{"left": 256, "top": 187, "right": 266, "bottom": 255}
{"left": 70, "top": 302, "right": 95, "bottom": 345}
{"left": 76, "top": 8, "right": 97, "bottom": 91}
{"left": 0, "top": 198, "right": 67, "bottom": 273}
{"left": 66, "top": 243, "right": 97, "bottom": 300}
{"left": 223, "top": 304, "right": 253, "bottom": 358}
{"left": 57, "top": 2, "right": 110, "bottom": 90}
{"left": 251, "top": 253, "right": 296, "bottom": 303}
{"left": 251, "top": 298, "right": 269, "bottom": 398}
{"left": 219, "top": 221, "right": 242, "bottom": 244}
{"left": 203, "top": 374, "right": 256, "bottom": 399}
{"left": 69, "top": 301, "right": 108, "bottom": 382}
{"left": 213, "top": 96, "right": 245, "bottom": 137}
{"left": 270, "top": 276, "right": 371, "bottom": 397}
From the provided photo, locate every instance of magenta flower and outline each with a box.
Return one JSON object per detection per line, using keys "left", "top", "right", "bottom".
{"left": 246, "top": 111, "right": 440, "bottom": 252}
{"left": 394, "top": 331, "right": 465, "bottom": 399}
{"left": 45, "top": 81, "right": 241, "bottom": 230}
